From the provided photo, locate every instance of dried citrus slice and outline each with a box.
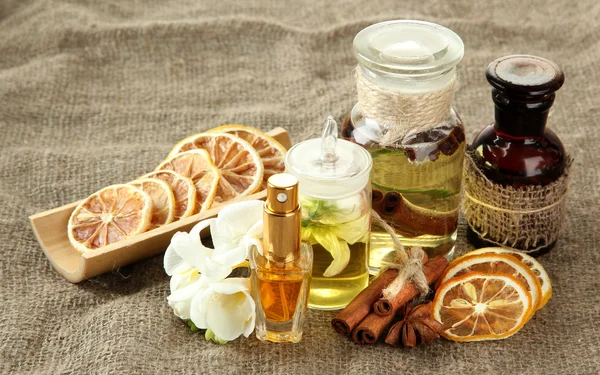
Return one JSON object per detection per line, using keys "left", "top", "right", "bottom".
{"left": 207, "top": 125, "right": 287, "bottom": 183}
{"left": 129, "top": 178, "right": 176, "bottom": 230}
{"left": 432, "top": 272, "right": 533, "bottom": 341}
{"left": 167, "top": 133, "right": 263, "bottom": 202}
{"left": 459, "top": 248, "right": 552, "bottom": 309}
{"left": 436, "top": 253, "right": 542, "bottom": 313}
{"left": 141, "top": 170, "right": 196, "bottom": 220}
{"left": 68, "top": 184, "right": 153, "bottom": 253}
{"left": 156, "top": 149, "right": 220, "bottom": 213}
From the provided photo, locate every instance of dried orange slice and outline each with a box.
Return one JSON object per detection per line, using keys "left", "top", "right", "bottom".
{"left": 167, "top": 133, "right": 263, "bottom": 202}
{"left": 68, "top": 184, "right": 153, "bottom": 253}
{"left": 459, "top": 248, "right": 552, "bottom": 309}
{"left": 129, "top": 178, "right": 176, "bottom": 230}
{"left": 432, "top": 272, "right": 533, "bottom": 341}
{"left": 156, "top": 149, "right": 220, "bottom": 213}
{"left": 436, "top": 253, "right": 542, "bottom": 313}
{"left": 141, "top": 170, "right": 196, "bottom": 220}
{"left": 207, "top": 125, "right": 287, "bottom": 183}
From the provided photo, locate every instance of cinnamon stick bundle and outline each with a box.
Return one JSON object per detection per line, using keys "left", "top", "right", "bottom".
{"left": 331, "top": 269, "right": 398, "bottom": 335}
{"left": 373, "top": 256, "right": 449, "bottom": 316}
{"left": 349, "top": 256, "right": 448, "bottom": 345}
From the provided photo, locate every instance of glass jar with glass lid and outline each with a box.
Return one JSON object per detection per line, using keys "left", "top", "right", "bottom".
{"left": 341, "top": 20, "right": 465, "bottom": 271}
{"left": 285, "top": 117, "right": 373, "bottom": 310}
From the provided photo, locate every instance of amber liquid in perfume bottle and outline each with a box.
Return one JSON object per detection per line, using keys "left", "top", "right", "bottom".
{"left": 251, "top": 173, "right": 312, "bottom": 343}
{"left": 252, "top": 244, "right": 312, "bottom": 343}
{"left": 256, "top": 265, "right": 306, "bottom": 323}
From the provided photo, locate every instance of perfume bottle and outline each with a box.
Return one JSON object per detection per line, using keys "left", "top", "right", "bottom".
{"left": 466, "top": 55, "right": 569, "bottom": 256}
{"left": 341, "top": 20, "right": 465, "bottom": 266}
{"left": 285, "top": 117, "right": 372, "bottom": 310}
{"left": 250, "top": 173, "right": 313, "bottom": 343}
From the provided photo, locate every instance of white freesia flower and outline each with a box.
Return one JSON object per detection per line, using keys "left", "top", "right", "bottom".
{"left": 164, "top": 200, "right": 265, "bottom": 342}
{"left": 164, "top": 219, "right": 237, "bottom": 285}
{"left": 189, "top": 277, "right": 256, "bottom": 341}
{"left": 210, "top": 200, "right": 264, "bottom": 258}
{"left": 166, "top": 274, "right": 209, "bottom": 320}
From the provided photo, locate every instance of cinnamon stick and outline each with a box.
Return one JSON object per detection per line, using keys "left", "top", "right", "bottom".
{"left": 352, "top": 311, "right": 395, "bottom": 345}
{"left": 331, "top": 269, "right": 398, "bottom": 335}
{"left": 372, "top": 189, "right": 384, "bottom": 206}
{"left": 373, "top": 192, "right": 458, "bottom": 237}
{"left": 373, "top": 256, "right": 449, "bottom": 316}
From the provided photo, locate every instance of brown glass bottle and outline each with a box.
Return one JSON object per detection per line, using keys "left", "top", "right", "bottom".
{"left": 467, "top": 55, "right": 566, "bottom": 256}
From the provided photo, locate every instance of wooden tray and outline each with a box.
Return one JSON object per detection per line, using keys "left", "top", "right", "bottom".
{"left": 29, "top": 127, "right": 292, "bottom": 283}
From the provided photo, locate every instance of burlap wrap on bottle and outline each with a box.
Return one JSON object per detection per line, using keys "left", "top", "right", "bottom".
{"left": 463, "top": 151, "right": 572, "bottom": 252}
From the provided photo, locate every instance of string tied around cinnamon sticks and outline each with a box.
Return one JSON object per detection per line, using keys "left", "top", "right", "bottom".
{"left": 332, "top": 210, "right": 449, "bottom": 343}
{"left": 371, "top": 210, "right": 429, "bottom": 301}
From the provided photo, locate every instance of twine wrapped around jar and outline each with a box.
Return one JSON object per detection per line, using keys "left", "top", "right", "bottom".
{"left": 355, "top": 67, "right": 458, "bottom": 147}
{"left": 463, "top": 151, "right": 573, "bottom": 252}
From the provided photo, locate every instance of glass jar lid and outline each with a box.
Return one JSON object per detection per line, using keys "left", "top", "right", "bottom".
{"left": 285, "top": 117, "right": 372, "bottom": 199}
{"left": 353, "top": 20, "right": 464, "bottom": 78}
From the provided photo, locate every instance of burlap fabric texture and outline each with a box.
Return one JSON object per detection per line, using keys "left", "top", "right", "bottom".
{"left": 1, "top": 0, "right": 600, "bottom": 374}
{"left": 464, "top": 151, "right": 572, "bottom": 252}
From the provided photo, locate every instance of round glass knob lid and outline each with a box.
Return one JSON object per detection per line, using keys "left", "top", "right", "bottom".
{"left": 353, "top": 20, "right": 464, "bottom": 76}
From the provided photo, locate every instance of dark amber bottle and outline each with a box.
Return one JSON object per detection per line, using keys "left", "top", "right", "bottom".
{"left": 467, "top": 55, "right": 567, "bottom": 256}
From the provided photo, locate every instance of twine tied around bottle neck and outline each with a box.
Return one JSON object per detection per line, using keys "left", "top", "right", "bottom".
{"left": 371, "top": 210, "right": 429, "bottom": 299}
{"left": 355, "top": 67, "right": 458, "bottom": 147}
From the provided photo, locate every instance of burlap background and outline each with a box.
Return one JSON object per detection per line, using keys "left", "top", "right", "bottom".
{"left": 1, "top": 1, "right": 599, "bottom": 374}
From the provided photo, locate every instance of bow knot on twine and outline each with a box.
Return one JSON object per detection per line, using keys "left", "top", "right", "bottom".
{"left": 371, "top": 211, "right": 429, "bottom": 299}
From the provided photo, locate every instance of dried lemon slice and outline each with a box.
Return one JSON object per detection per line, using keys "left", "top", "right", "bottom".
{"left": 156, "top": 149, "right": 220, "bottom": 213}
{"left": 432, "top": 272, "right": 533, "bottom": 341}
{"left": 129, "top": 178, "right": 176, "bottom": 230}
{"left": 68, "top": 184, "right": 153, "bottom": 253}
{"left": 167, "top": 133, "right": 264, "bottom": 202}
{"left": 436, "top": 253, "right": 543, "bottom": 313}
{"left": 141, "top": 170, "right": 196, "bottom": 220}
{"left": 458, "top": 248, "right": 552, "bottom": 309}
{"left": 207, "top": 125, "right": 287, "bottom": 183}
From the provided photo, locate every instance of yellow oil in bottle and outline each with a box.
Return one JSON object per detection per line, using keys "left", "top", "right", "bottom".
{"left": 307, "top": 241, "right": 369, "bottom": 310}
{"left": 342, "top": 111, "right": 465, "bottom": 271}
{"left": 368, "top": 141, "right": 464, "bottom": 271}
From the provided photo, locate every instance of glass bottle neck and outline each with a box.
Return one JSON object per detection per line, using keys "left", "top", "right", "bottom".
{"left": 358, "top": 65, "right": 457, "bottom": 95}
{"left": 492, "top": 89, "right": 554, "bottom": 138}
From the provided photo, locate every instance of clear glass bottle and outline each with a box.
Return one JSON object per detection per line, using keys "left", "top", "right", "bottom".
{"left": 341, "top": 20, "right": 465, "bottom": 270}
{"left": 285, "top": 117, "right": 372, "bottom": 310}
{"left": 251, "top": 174, "right": 313, "bottom": 343}
{"left": 467, "top": 55, "right": 567, "bottom": 256}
